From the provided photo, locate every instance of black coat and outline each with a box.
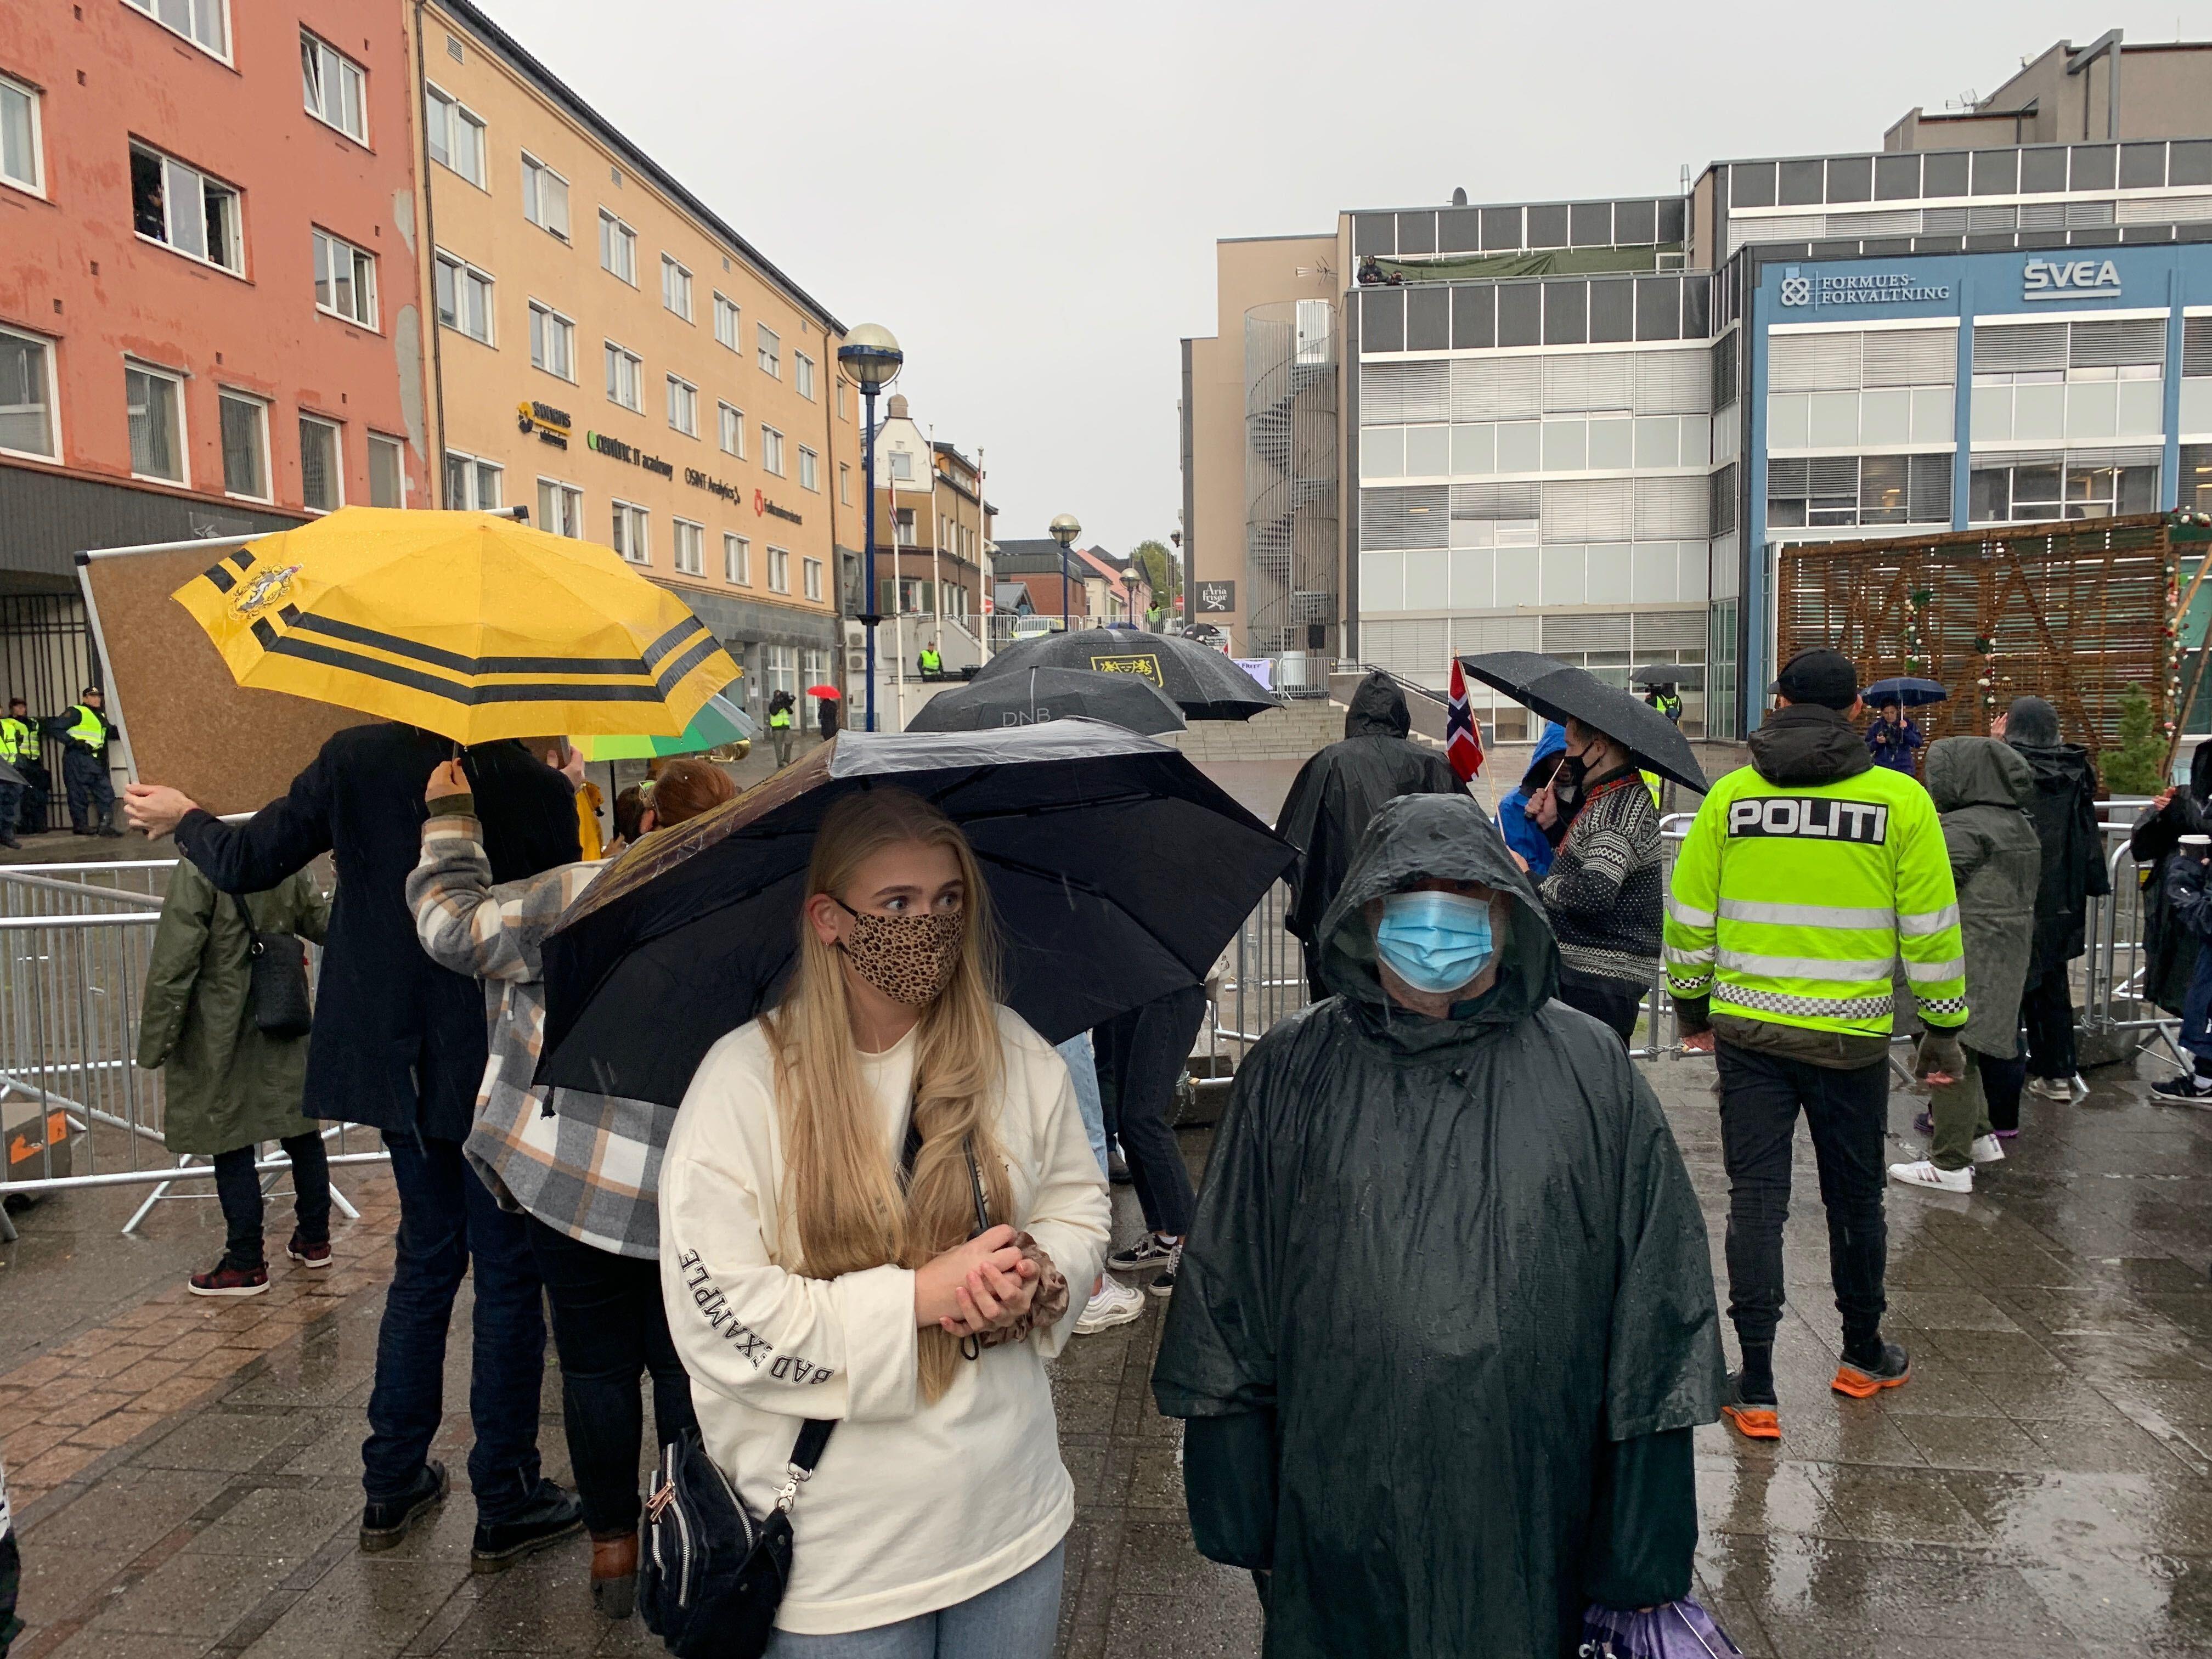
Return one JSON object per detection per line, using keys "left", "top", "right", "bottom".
{"left": 2008, "top": 740, "right": 2110, "bottom": 971}
{"left": 2132, "top": 744, "right": 2212, "bottom": 1015}
{"left": 1274, "top": 672, "right": 1463, "bottom": 945}
{"left": 173, "top": 724, "right": 580, "bottom": 1140}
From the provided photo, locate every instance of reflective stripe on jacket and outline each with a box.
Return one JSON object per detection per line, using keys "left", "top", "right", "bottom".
{"left": 1664, "top": 763, "right": 1967, "bottom": 1037}
{"left": 0, "top": 716, "right": 30, "bottom": 762}
{"left": 65, "top": 705, "right": 108, "bottom": 748}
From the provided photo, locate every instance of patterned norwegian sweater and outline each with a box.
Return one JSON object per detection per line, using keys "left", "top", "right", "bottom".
{"left": 1539, "top": 771, "right": 1663, "bottom": 988}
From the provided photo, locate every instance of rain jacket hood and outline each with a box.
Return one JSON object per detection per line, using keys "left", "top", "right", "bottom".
{"left": 1929, "top": 735, "right": 2034, "bottom": 813}
{"left": 2005, "top": 695, "right": 2060, "bottom": 746}
{"left": 1923, "top": 736, "right": 2042, "bottom": 1057}
{"left": 1748, "top": 702, "right": 1873, "bottom": 787}
{"left": 1342, "top": 669, "right": 1411, "bottom": 738}
{"left": 2004, "top": 715, "right": 2111, "bottom": 970}
{"left": 1522, "top": 719, "right": 1568, "bottom": 789}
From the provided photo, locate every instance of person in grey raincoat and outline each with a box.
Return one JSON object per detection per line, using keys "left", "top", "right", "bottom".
{"left": 1154, "top": 793, "right": 1724, "bottom": 1659}
{"left": 2000, "top": 696, "right": 2108, "bottom": 1102}
{"left": 1275, "top": 670, "right": 1464, "bottom": 1000}
{"left": 1888, "top": 738, "right": 2042, "bottom": 1191}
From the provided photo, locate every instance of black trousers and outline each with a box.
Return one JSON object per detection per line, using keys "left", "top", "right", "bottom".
{"left": 1096, "top": 985, "right": 1206, "bottom": 1238}
{"left": 2021, "top": 958, "right": 2078, "bottom": 1080}
{"left": 525, "top": 1216, "right": 697, "bottom": 1539}
{"left": 1714, "top": 1042, "right": 1891, "bottom": 1352}
{"left": 1978, "top": 1048, "right": 2028, "bottom": 1134}
{"left": 211, "top": 1133, "right": 331, "bottom": 1267}
{"left": 63, "top": 749, "right": 111, "bottom": 831}
{"left": 1556, "top": 968, "right": 1642, "bottom": 1047}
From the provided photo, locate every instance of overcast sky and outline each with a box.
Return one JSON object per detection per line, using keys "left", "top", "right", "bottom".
{"left": 495, "top": 2, "right": 2202, "bottom": 559}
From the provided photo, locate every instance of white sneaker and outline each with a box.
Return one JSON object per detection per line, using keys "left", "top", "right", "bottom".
{"left": 1889, "top": 1159, "right": 1972, "bottom": 1193}
{"left": 2026, "top": 1076, "right": 2071, "bottom": 1101}
{"left": 1074, "top": 1278, "right": 1146, "bottom": 1335}
{"left": 1969, "top": 1135, "right": 2006, "bottom": 1165}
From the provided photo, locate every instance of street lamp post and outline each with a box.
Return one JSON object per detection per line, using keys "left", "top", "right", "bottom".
{"left": 838, "top": 324, "right": 905, "bottom": 730}
{"left": 1049, "top": 512, "right": 1081, "bottom": 633}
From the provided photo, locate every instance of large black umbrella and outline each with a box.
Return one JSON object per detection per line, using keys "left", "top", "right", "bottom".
{"left": 974, "top": 628, "right": 1281, "bottom": 721}
{"left": 537, "top": 720, "right": 1296, "bottom": 1107}
{"left": 906, "top": 667, "right": 1187, "bottom": 736}
{"left": 1632, "top": 662, "right": 1706, "bottom": 689}
{"left": 1458, "top": 651, "right": 1709, "bottom": 794}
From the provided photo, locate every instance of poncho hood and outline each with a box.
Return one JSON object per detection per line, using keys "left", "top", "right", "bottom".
{"left": 1928, "top": 735, "right": 2034, "bottom": 812}
{"left": 2005, "top": 695, "right": 2060, "bottom": 746}
{"left": 1344, "top": 670, "right": 1412, "bottom": 738}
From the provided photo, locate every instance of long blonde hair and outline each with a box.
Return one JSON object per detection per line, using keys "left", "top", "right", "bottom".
{"left": 762, "top": 789, "right": 1010, "bottom": 1401}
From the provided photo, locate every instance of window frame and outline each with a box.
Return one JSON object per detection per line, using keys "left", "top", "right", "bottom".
{"left": 300, "top": 29, "right": 368, "bottom": 145}
{"left": 422, "top": 82, "right": 487, "bottom": 189}
{"left": 216, "top": 387, "right": 272, "bottom": 503}
{"left": 122, "top": 0, "right": 230, "bottom": 63}
{"left": 0, "top": 323, "right": 60, "bottom": 462}
{"left": 368, "top": 431, "right": 407, "bottom": 507}
{"left": 611, "top": 498, "right": 650, "bottom": 564}
{"left": 761, "top": 424, "right": 785, "bottom": 477}
{"left": 432, "top": 249, "right": 495, "bottom": 345}
{"left": 603, "top": 340, "right": 642, "bottom": 411}
{"left": 311, "top": 226, "right": 379, "bottom": 330}
{"left": 838, "top": 462, "right": 851, "bottom": 505}
{"left": 520, "top": 151, "right": 571, "bottom": 240}
{"left": 798, "top": 445, "right": 819, "bottom": 492}
{"left": 443, "top": 447, "right": 503, "bottom": 511}
{"left": 599, "top": 209, "right": 637, "bottom": 285}
{"left": 757, "top": 324, "right": 781, "bottom": 378}
{"left": 0, "top": 70, "right": 47, "bottom": 198}
{"left": 803, "top": 556, "right": 823, "bottom": 602}
{"left": 718, "top": 400, "right": 744, "bottom": 458}
{"left": 767, "top": 545, "right": 791, "bottom": 594}
{"left": 724, "top": 531, "right": 751, "bottom": 584}
{"left": 667, "top": 374, "right": 698, "bottom": 437}
{"left": 713, "top": 292, "right": 740, "bottom": 351}
{"left": 124, "top": 358, "right": 188, "bottom": 485}
{"left": 528, "top": 300, "right": 575, "bottom": 382}
{"left": 672, "top": 516, "right": 705, "bottom": 576}
{"left": 130, "top": 141, "right": 244, "bottom": 275}
{"left": 297, "top": 411, "right": 345, "bottom": 514}
{"left": 661, "top": 255, "right": 694, "bottom": 321}
{"left": 536, "top": 475, "right": 583, "bottom": 537}
{"left": 794, "top": 351, "right": 814, "bottom": 400}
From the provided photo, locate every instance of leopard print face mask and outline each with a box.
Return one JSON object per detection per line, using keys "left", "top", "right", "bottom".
{"left": 833, "top": 900, "right": 965, "bottom": 1005}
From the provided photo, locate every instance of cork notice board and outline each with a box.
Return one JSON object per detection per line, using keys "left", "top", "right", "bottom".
{"left": 78, "top": 544, "right": 369, "bottom": 816}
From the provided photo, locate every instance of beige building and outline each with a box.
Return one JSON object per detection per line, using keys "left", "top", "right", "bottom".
{"left": 1886, "top": 36, "right": 2212, "bottom": 151}
{"left": 405, "top": 0, "right": 860, "bottom": 719}
{"left": 871, "top": 394, "right": 992, "bottom": 674}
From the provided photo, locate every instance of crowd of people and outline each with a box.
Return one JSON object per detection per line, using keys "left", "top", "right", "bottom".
{"left": 0, "top": 685, "right": 123, "bottom": 845}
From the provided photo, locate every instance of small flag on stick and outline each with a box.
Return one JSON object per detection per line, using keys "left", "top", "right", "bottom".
{"left": 1446, "top": 658, "right": 1483, "bottom": 783}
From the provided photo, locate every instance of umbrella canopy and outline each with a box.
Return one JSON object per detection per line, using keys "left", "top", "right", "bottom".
{"left": 974, "top": 629, "right": 1282, "bottom": 722}
{"left": 1632, "top": 662, "right": 1706, "bottom": 689}
{"left": 172, "top": 507, "right": 737, "bottom": 745}
{"left": 1862, "top": 676, "right": 1950, "bottom": 708}
{"left": 538, "top": 720, "right": 1295, "bottom": 1107}
{"left": 571, "top": 686, "right": 756, "bottom": 761}
{"left": 906, "top": 667, "right": 1187, "bottom": 737}
{"left": 1458, "top": 651, "right": 1709, "bottom": 794}
{"left": 806, "top": 684, "right": 842, "bottom": 699}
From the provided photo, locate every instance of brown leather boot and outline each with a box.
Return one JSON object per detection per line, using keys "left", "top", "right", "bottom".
{"left": 591, "top": 1531, "right": 639, "bottom": 1620}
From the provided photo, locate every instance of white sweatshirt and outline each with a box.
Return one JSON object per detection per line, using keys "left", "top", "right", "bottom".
{"left": 658, "top": 1006, "right": 1110, "bottom": 1634}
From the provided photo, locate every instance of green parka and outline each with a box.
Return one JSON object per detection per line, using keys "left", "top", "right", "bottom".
{"left": 1926, "top": 737, "right": 2043, "bottom": 1059}
{"left": 137, "top": 859, "right": 330, "bottom": 1155}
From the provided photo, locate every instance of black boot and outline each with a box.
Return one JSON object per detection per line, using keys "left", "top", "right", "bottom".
{"left": 360, "top": 1460, "right": 449, "bottom": 1552}
{"left": 471, "top": 1481, "right": 584, "bottom": 1573}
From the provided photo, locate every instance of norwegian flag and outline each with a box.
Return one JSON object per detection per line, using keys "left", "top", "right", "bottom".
{"left": 1445, "top": 657, "right": 1484, "bottom": 783}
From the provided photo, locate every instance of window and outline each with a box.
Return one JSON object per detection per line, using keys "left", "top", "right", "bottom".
{"left": 520, "top": 153, "right": 569, "bottom": 239}
{"left": 126, "top": 362, "right": 185, "bottom": 482}
{"left": 763, "top": 644, "right": 798, "bottom": 708}
{"left": 761, "top": 426, "right": 784, "bottom": 476}
{"left": 667, "top": 375, "right": 698, "bottom": 437}
{"left": 599, "top": 211, "right": 636, "bottom": 283}
{"left": 312, "top": 228, "right": 377, "bottom": 328}
{"left": 537, "top": 477, "right": 582, "bottom": 535}
{"left": 369, "top": 432, "right": 405, "bottom": 507}
{"left": 713, "top": 292, "right": 740, "bottom": 350}
{"left": 894, "top": 506, "right": 917, "bottom": 546}
{"left": 794, "top": 352, "right": 814, "bottom": 399}
{"left": 605, "top": 342, "right": 642, "bottom": 410}
{"left": 837, "top": 380, "right": 848, "bottom": 420}
{"left": 798, "top": 446, "right": 819, "bottom": 492}
{"left": 444, "top": 450, "right": 502, "bottom": 510}
{"left": 757, "top": 325, "right": 780, "bottom": 377}
{"left": 298, "top": 414, "right": 343, "bottom": 512}
{"left": 130, "top": 143, "right": 242, "bottom": 273}
{"left": 768, "top": 546, "right": 790, "bottom": 593}
{"left": 889, "top": 449, "right": 913, "bottom": 482}
{"left": 1968, "top": 457, "right": 2159, "bottom": 523}
{"left": 673, "top": 518, "right": 704, "bottom": 575}
{"left": 838, "top": 462, "right": 851, "bottom": 505}
{"left": 529, "top": 302, "right": 574, "bottom": 380}
{"left": 724, "top": 532, "right": 750, "bottom": 584}
{"left": 803, "top": 557, "right": 823, "bottom": 601}
{"left": 661, "top": 256, "right": 693, "bottom": 320}
{"left": 217, "top": 390, "right": 268, "bottom": 500}
{"left": 301, "top": 31, "right": 366, "bottom": 143}
{"left": 123, "top": 0, "right": 227, "bottom": 58}
{"left": 423, "top": 85, "right": 485, "bottom": 187}
{"left": 718, "top": 401, "right": 744, "bottom": 456}
{"left": 2, "top": 71, "right": 44, "bottom": 195}
{"left": 1767, "top": 454, "right": 1950, "bottom": 529}
{"left": 433, "top": 251, "right": 493, "bottom": 343}
{"left": 0, "top": 325, "right": 58, "bottom": 460}
{"left": 611, "top": 500, "right": 649, "bottom": 563}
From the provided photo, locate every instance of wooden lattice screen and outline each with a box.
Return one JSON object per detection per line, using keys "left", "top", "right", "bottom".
{"left": 1775, "top": 513, "right": 2194, "bottom": 765}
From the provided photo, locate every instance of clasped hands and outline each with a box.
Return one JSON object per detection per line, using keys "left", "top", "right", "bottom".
{"left": 913, "top": 1222, "right": 1039, "bottom": 1339}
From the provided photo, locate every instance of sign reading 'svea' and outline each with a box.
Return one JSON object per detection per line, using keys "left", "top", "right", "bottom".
{"left": 2022, "top": 257, "right": 2123, "bottom": 301}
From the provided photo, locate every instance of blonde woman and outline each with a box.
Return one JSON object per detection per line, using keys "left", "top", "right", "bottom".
{"left": 660, "top": 788, "right": 1108, "bottom": 1655}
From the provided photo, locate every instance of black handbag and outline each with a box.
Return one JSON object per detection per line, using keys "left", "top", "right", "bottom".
{"left": 230, "top": 895, "right": 313, "bottom": 1039}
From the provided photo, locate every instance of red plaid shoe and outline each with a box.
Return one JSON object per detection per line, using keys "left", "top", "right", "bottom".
{"left": 189, "top": 1259, "right": 269, "bottom": 1297}
{"left": 286, "top": 1233, "right": 334, "bottom": 1269}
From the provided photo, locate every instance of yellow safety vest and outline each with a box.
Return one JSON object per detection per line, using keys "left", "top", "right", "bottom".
{"left": 919, "top": 650, "right": 942, "bottom": 673}
{"left": 0, "top": 716, "right": 29, "bottom": 763}
{"left": 66, "top": 704, "right": 108, "bottom": 748}
{"left": 769, "top": 706, "right": 792, "bottom": 730}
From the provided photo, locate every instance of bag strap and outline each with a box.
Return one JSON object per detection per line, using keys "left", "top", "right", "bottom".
{"left": 228, "top": 892, "right": 265, "bottom": 956}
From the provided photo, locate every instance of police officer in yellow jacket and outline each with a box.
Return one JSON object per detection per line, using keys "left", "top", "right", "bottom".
{"left": 1666, "top": 648, "right": 1966, "bottom": 1440}
{"left": 50, "top": 686, "right": 122, "bottom": 837}
{"left": 0, "top": 696, "right": 32, "bottom": 848}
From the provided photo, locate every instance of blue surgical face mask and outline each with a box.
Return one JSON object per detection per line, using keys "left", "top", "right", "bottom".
{"left": 1374, "top": 890, "right": 1496, "bottom": 996}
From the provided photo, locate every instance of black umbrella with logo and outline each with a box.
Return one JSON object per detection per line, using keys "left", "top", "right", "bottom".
{"left": 1458, "top": 650, "right": 1709, "bottom": 794}
{"left": 974, "top": 628, "right": 1281, "bottom": 722}
{"left": 906, "top": 667, "right": 1187, "bottom": 736}
{"left": 537, "top": 720, "right": 1296, "bottom": 1108}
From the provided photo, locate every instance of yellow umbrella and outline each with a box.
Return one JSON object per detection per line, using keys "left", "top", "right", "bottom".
{"left": 172, "top": 507, "right": 737, "bottom": 745}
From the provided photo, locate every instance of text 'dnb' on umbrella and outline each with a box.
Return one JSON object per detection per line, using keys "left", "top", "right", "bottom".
{"left": 1458, "top": 650, "right": 1709, "bottom": 794}
{"left": 906, "top": 668, "right": 1187, "bottom": 736}
{"left": 537, "top": 720, "right": 1296, "bottom": 1109}
{"left": 172, "top": 507, "right": 737, "bottom": 745}
{"left": 973, "top": 629, "right": 1282, "bottom": 722}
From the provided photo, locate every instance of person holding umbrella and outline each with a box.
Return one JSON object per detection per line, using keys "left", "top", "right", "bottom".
{"left": 1866, "top": 701, "right": 1925, "bottom": 776}
{"left": 812, "top": 681, "right": 842, "bottom": 742}
{"left": 657, "top": 787, "right": 1108, "bottom": 1647}
{"left": 1536, "top": 715, "right": 1666, "bottom": 1045}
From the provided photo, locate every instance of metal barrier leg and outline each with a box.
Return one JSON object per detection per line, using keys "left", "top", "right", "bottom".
{"left": 0, "top": 1202, "right": 16, "bottom": 1244}
{"left": 122, "top": 1155, "right": 195, "bottom": 1235}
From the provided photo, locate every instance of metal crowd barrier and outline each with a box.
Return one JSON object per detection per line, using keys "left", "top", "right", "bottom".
{"left": 0, "top": 860, "right": 384, "bottom": 1238}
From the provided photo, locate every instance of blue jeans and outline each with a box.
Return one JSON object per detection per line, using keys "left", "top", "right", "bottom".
{"left": 762, "top": 1541, "right": 1064, "bottom": 1658}
{"left": 362, "top": 1131, "right": 547, "bottom": 1521}
{"left": 2182, "top": 941, "right": 2212, "bottom": 1066}
{"left": 1056, "top": 1033, "right": 1108, "bottom": 1179}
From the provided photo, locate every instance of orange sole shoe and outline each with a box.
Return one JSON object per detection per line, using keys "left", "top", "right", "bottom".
{"left": 1830, "top": 1361, "right": 1911, "bottom": 1398}
{"left": 1721, "top": 1402, "right": 1781, "bottom": 1441}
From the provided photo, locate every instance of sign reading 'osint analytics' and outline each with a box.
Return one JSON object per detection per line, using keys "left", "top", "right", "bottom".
{"left": 1777, "top": 270, "right": 1952, "bottom": 308}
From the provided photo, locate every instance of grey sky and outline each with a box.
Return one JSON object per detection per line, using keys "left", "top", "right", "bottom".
{"left": 496, "top": 2, "right": 2202, "bottom": 560}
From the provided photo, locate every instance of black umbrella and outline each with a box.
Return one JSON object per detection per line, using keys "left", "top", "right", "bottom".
{"left": 1861, "top": 676, "right": 1949, "bottom": 708}
{"left": 1458, "top": 651, "right": 1709, "bottom": 794}
{"left": 974, "top": 628, "right": 1281, "bottom": 721}
{"left": 906, "top": 667, "right": 1187, "bottom": 736}
{"left": 1632, "top": 662, "right": 1706, "bottom": 689}
{"left": 538, "top": 720, "right": 1296, "bottom": 1108}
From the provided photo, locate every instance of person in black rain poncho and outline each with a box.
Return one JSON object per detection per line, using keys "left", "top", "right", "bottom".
{"left": 1154, "top": 793, "right": 1724, "bottom": 1659}
{"left": 1274, "top": 670, "right": 1463, "bottom": 1000}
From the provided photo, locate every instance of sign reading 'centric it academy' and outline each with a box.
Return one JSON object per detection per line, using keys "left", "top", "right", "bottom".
{"left": 1778, "top": 270, "right": 1952, "bottom": 309}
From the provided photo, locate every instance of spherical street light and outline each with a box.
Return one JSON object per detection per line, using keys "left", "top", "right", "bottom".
{"left": 837, "top": 323, "right": 904, "bottom": 391}
{"left": 840, "top": 324, "right": 905, "bottom": 730}
{"left": 1048, "top": 514, "right": 1081, "bottom": 631}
